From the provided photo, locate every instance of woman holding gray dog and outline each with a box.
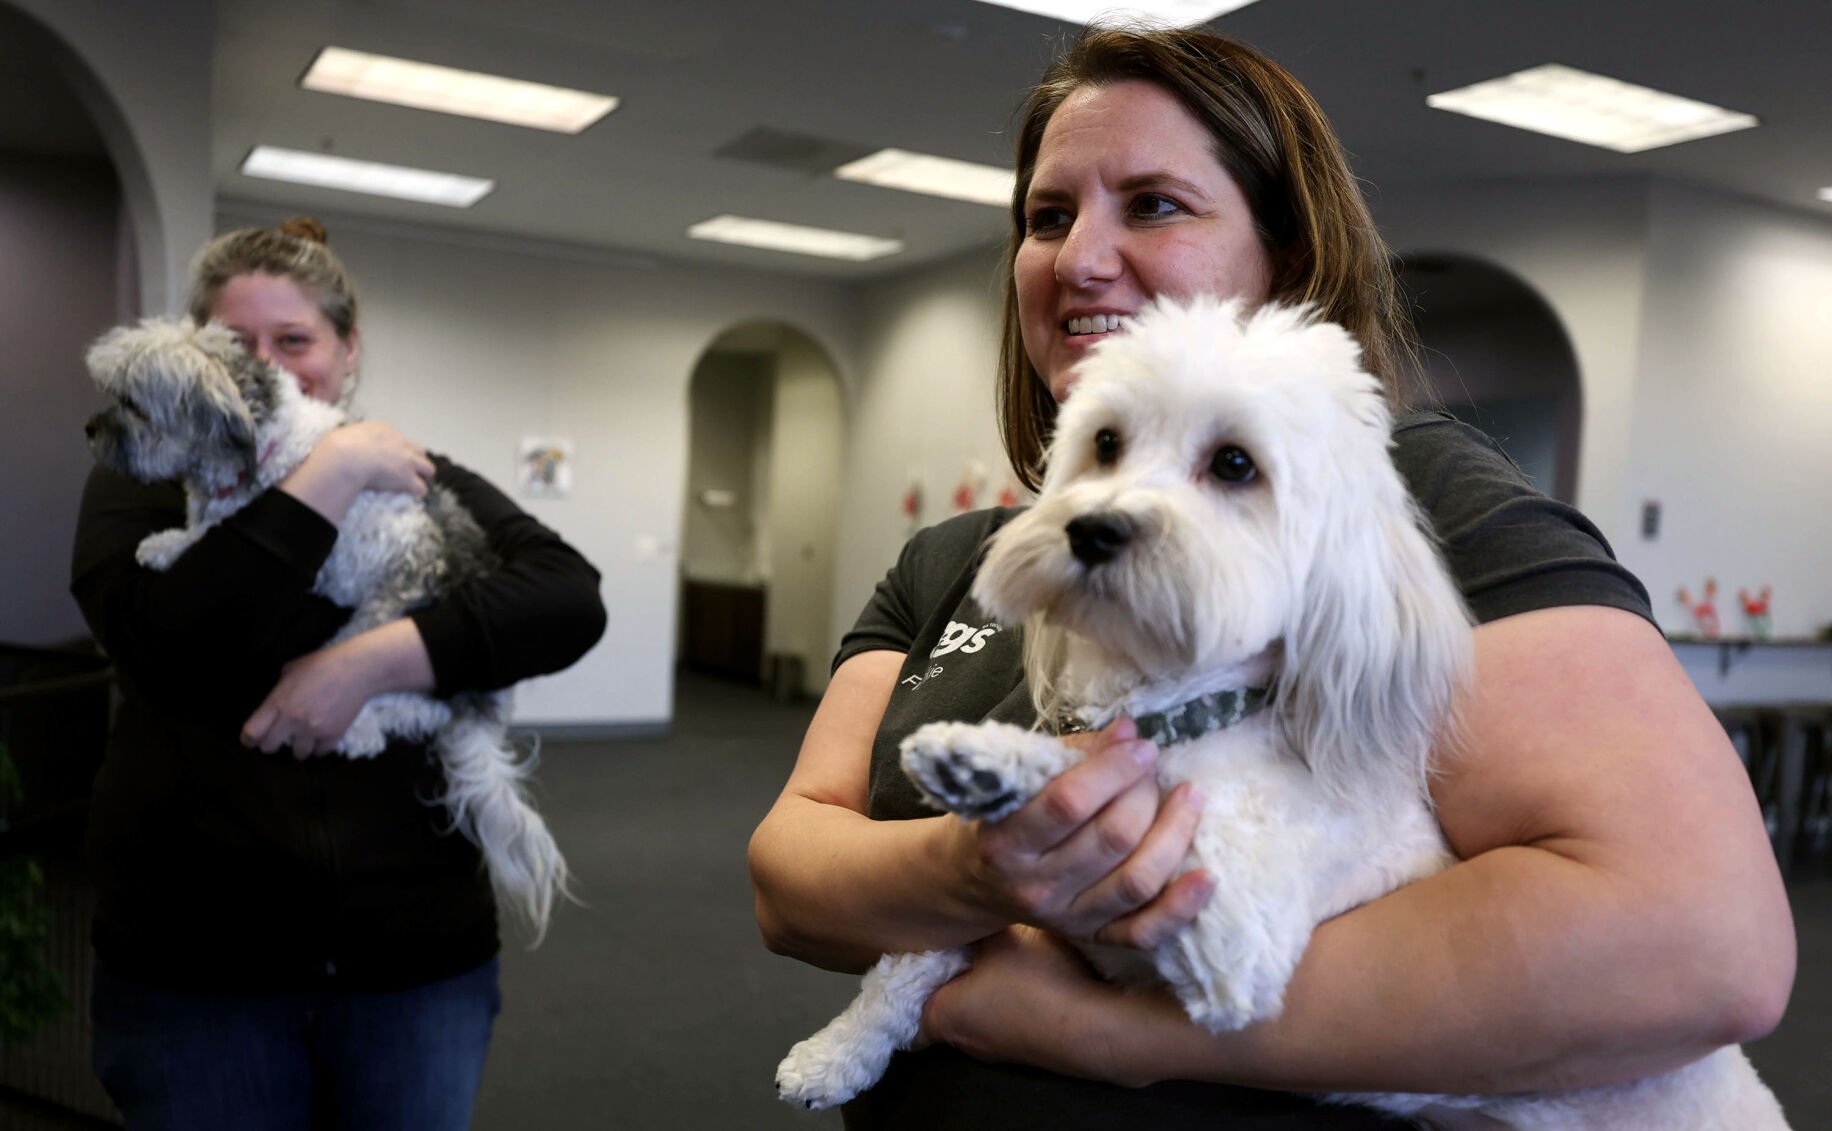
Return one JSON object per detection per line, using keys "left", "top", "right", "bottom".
{"left": 749, "top": 25, "right": 1793, "bottom": 1129}
{"left": 70, "top": 217, "right": 606, "bottom": 1130}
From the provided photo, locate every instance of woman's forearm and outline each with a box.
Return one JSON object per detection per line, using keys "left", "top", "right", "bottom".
{"left": 344, "top": 618, "right": 437, "bottom": 696}
{"left": 751, "top": 651, "right": 1013, "bottom": 972}
{"left": 278, "top": 438, "right": 369, "bottom": 524}
{"left": 750, "top": 800, "right": 1008, "bottom": 973}
{"left": 1071, "top": 841, "right": 1782, "bottom": 1095}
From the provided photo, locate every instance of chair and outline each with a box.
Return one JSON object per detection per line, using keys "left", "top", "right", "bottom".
{"left": 1782, "top": 704, "right": 1832, "bottom": 869}
{"left": 1712, "top": 703, "right": 1832, "bottom": 872}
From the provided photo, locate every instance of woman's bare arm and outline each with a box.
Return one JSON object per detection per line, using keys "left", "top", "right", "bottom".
{"left": 749, "top": 650, "right": 1211, "bottom": 973}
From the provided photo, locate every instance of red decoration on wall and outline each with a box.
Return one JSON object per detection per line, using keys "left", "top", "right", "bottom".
{"left": 952, "top": 459, "right": 988, "bottom": 514}
{"left": 1738, "top": 585, "right": 1773, "bottom": 639}
{"left": 1676, "top": 578, "right": 1721, "bottom": 639}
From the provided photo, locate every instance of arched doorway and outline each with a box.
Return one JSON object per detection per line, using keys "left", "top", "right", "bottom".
{"left": 677, "top": 322, "right": 844, "bottom": 700}
{"left": 1396, "top": 253, "right": 1584, "bottom": 503}
{"left": 0, "top": 4, "right": 135, "bottom": 646}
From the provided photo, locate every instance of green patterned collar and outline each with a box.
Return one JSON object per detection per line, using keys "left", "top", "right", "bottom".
{"left": 1058, "top": 686, "right": 1272, "bottom": 746}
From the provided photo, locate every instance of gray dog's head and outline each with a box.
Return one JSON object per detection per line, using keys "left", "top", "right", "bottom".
{"left": 84, "top": 318, "right": 279, "bottom": 484}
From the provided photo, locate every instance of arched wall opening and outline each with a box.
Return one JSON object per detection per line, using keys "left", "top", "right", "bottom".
{"left": 0, "top": 2, "right": 168, "bottom": 316}
{"left": 0, "top": 4, "right": 142, "bottom": 648}
{"left": 677, "top": 321, "right": 845, "bottom": 700}
{"left": 1396, "top": 252, "right": 1585, "bottom": 503}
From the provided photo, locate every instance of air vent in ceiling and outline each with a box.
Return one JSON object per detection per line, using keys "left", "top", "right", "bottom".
{"left": 713, "top": 127, "right": 875, "bottom": 176}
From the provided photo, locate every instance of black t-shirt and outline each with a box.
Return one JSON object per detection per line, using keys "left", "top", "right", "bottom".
{"left": 69, "top": 456, "right": 606, "bottom": 993}
{"left": 833, "top": 412, "right": 1654, "bottom": 1129}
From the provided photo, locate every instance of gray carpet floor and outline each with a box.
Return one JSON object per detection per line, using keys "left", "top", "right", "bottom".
{"left": 473, "top": 672, "right": 855, "bottom": 1131}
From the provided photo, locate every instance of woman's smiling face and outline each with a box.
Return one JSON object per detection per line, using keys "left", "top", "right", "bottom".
{"left": 1015, "top": 79, "right": 1273, "bottom": 403}
{"left": 210, "top": 271, "right": 360, "bottom": 405}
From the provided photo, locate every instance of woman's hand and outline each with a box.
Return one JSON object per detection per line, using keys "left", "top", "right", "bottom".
{"left": 949, "top": 719, "right": 1215, "bottom": 948}
{"left": 242, "top": 619, "right": 436, "bottom": 757}
{"left": 279, "top": 421, "right": 435, "bottom": 524}
{"left": 314, "top": 421, "right": 435, "bottom": 496}
{"left": 921, "top": 926, "right": 1155, "bottom": 1085}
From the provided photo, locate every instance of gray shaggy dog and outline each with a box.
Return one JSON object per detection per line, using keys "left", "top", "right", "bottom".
{"left": 84, "top": 316, "right": 569, "bottom": 942}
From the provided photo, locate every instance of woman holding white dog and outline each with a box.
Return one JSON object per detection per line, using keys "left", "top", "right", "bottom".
{"left": 749, "top": 25, "right": 1794, "bottom": 1129}
{"left": 70, "top": 217, "right": 606, "bottom": 1130}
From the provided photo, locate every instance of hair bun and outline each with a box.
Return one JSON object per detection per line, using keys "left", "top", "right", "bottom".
{"left": 279, "top": 216, "right": 330, "bottom": 244}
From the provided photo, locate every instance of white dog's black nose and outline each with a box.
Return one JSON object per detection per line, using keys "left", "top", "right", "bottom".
{"left": 1066, "top": 512, "right": 1133, "bottom": 566}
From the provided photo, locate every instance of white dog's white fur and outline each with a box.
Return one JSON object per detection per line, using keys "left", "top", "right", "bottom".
{"left": 85, "top": 317, "right": 570, "bottom": 942}
{"left": 775, "top": 296, "right": 1787, "bottom": 1128}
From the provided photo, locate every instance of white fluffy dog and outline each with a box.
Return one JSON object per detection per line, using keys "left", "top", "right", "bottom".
{"left": 84, "top": 317, "right": 569, "bottom": 942}
{"left": 776, "top": 296, "right": 1787, "bottom": 1129}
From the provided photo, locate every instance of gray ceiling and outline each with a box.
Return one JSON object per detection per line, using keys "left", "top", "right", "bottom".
{"left": 58, "top": 0, "right": 1832, "bottom": 280}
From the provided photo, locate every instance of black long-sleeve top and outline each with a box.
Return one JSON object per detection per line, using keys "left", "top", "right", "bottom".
{"left": 70, "top": 455, "right": 606, "bottom": 993}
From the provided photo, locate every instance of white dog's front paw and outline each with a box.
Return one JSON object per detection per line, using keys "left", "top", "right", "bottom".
{"left": 899, "top": 721, "right": 1079, "bottom": 822}
{"left": 776, "top": 949, "right": 971, "bottom": 1110}
{"left": 332, "top": 694, "right": 449, "bottom": 759}
{"left": 335, "top": 703, "right": 390, "bottom": 758}
{"left": 1179, "top": 979, "right": 1282, "bottom": 1034}
{"left": 775, "top": 1030, "right": 874, "bottom": 1111}
{"left": 134, "top": 527, "right": 198, "bottom": 571}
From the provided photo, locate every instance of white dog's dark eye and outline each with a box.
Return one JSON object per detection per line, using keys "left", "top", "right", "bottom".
{"left": 1095, "top": 428, "right": 1122, "bottom": 466}
{"left": 1210, "top": 445, "right": 1256, "bottom": 483}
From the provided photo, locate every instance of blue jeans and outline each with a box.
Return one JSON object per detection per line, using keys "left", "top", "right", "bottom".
{"left": 91, "top": 958, "right": 500, "bottom": 1131}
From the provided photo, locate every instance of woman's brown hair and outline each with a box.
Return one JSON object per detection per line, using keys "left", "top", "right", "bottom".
{"left": 996, "top": 25, "right": 1420, "bottom": 490}
{"left": 186, "top": 216, "right": 360, "bottom": 339}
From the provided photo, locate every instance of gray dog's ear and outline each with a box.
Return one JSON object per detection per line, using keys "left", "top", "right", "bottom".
{"left": 172, "top": 320, "right": 262, "bottom": 465}
{"left": 197, "top": 320, "right": 282, "bottom": 432}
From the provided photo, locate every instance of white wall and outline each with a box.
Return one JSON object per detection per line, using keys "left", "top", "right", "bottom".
{"left": 763, "top": 335, "right": 843, "bottom": 694}
{"left": 5, "top": 0, "right": 213, "bottom": 316}
{"left": 1618, "top": 181, "right": 1832, "bottom": 640}
{"left": 831, "top": 246, "right": 1010, "bottom": 656}
{"left": 194, "top": 176, "right": 1832, "bottom": 723}
{"left": 236, "top": 213, "right": 861, "bottom": 728}
{"left": 1618, "top": 182, "right": 1832, "bottom": 698}
{"left": 1377, "top": 177, "right": 1654, "bottom": 544}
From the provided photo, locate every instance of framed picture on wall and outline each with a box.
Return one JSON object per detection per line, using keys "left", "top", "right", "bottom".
{"left": 518, "top": 437, "right": 573, "bottom": 499}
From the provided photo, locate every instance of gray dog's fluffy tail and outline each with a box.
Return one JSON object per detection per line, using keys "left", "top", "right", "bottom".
{"left": 435, "top": 717, "right": 572, "bottom": 946}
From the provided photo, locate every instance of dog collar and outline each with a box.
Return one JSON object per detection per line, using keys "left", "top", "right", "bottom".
{"left": 1057, "top": 686, "right": 1272, "bottom": 746}
{"left": 211, "top": 441, "right": 280, "bottom": 500}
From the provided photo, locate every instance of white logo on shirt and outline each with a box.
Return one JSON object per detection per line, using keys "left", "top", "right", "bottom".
{"left": 931, "top": 621, "right": 999, "bottom": 658}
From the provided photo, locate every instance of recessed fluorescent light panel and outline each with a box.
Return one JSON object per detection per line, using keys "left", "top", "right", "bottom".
{"left": 239, "top": 146, "right": 495, "bottom": 207}
{"left": 970, "top": 0, "right": 1258, "bottom": 26}
{"left": 1426, "top": 64, "right": 1758, "bottom": 154}
{"left": 1819, "top": 187, "right": 1832, "bottom": 204}
{"left": 301, "top": 47, "right": 618, "bottom": 134}
{"left": 835, "top": 149, "right": 1015, "bottom": 207}
{"left": 687, "top": 215, "right": 904, "bottom": 262}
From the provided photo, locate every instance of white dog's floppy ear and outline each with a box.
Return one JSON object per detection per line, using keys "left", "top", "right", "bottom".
{"left": 1276, "top": 389, "right": 1473, "bottom": 809}
{"left": 1021, "top": 613, "right": 1073, "bottom": 731}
